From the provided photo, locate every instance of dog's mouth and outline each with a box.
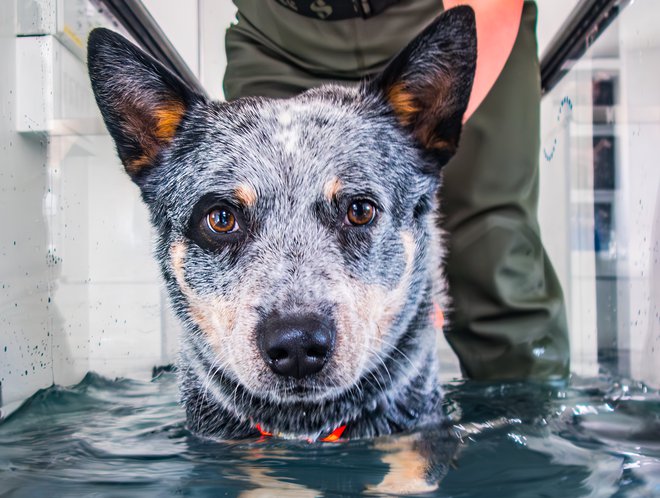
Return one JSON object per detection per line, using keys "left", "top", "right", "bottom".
{"left": 277, "top": 384, "right": 321, "bottom": 401}
{"left": 205, "top": 358, "right": 341, "bottom": 404}
{"left": 258, "top": 373, "right": 348, "bottom": 403}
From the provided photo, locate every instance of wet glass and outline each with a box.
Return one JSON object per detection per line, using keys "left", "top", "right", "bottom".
{"left": 538, "top": 0, "right": 660, "bottom": 386}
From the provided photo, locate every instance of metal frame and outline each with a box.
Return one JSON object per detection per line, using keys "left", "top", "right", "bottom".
{"left": 540, "top": 0, "right": 630, "bottom": 95}
{"left": 99, "top": 0, "right": 630, "bottom": 100}
{"left": 97, "top": 0, "right": 206, "bottom": 96}
{"left": 98, "top": 0, "right": 631, "bottom": 101}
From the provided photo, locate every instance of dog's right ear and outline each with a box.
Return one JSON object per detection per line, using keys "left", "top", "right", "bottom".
{"left": 366, "top": 6, "right": 476, "bottom": 168}
{"left": 87, "top": 28, "right": 199, "bottom": 183}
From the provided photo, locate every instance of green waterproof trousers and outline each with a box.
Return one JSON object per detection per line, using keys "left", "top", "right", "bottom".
{"left": 224, "top": 0, "right": 570, "bottom": 380}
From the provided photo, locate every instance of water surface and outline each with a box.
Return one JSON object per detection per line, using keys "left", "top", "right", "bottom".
{"left": 1, "top": 369, "right": 659, "bottom": 497}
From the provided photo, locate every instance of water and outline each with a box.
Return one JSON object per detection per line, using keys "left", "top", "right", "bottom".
{"left": 1, "top": 370, "right": 659, "bottom": 497}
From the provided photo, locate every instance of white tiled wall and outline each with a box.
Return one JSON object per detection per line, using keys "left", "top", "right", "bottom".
{"left": 0, "top": 0, "right": 54, "bottom": 414}
{"left": 0, "top": 0, "right": 177, "bottom": 416}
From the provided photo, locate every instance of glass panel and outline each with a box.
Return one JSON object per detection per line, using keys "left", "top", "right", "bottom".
{"left": 539, "top": 0, "right": 660, "bottom": 386}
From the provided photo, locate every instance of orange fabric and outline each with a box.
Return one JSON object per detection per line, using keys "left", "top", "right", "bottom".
{"left": 432, "top": 302, "right": 445, "bottom": 330}
{"left": 443, "top": 0, "right": 524, "bottom": 122}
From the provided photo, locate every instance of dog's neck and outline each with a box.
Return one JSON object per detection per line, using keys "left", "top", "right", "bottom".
{"left": 179, "top": 292, "right": 443, "bottom": 441}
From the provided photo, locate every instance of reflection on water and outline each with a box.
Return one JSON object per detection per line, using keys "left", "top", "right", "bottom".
{"left": 0, "top": 369, "right": 658, "bottom": 497}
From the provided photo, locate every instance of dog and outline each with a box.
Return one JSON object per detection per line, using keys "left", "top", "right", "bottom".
{"left": 87, "top": 6, "right": 475, "bottom": 493}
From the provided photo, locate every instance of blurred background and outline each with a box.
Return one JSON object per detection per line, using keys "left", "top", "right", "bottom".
{"left": 0, "top": 0, "right": 658, "bottom": 417}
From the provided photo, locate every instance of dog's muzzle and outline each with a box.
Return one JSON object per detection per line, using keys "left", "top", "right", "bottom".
{"left": 257, "top": 313, "right": 335, "bottom": 379}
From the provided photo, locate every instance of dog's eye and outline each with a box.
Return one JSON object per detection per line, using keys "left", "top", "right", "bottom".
{"left": 345, "top": 200, "right": 377, "bottom": 226}
{"left": 206, "top": 208, "right": 239, "bottom": 234}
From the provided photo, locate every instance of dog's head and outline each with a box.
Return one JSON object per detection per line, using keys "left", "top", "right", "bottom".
{"left": 88, "top": 7, "right": 475, "bottom": 426}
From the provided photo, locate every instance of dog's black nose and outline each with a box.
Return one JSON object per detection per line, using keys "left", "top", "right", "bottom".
{"left": 258, "top": 314, "right": 335, "bottom": 379}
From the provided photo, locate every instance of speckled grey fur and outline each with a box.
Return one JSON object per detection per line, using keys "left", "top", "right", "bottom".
{"left": 87, "top": 7, "right": 476, "bottom": 443}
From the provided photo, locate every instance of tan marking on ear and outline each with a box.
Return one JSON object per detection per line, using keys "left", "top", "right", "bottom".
{"left": 126, "top": 154, "right": 153, "bottom": 176}
{"left": 235, "top": 184, "right": 258, "bottom": 207}
{"left": 388, "top": 71, "right": 462, "bottom": 155}
{"left": 124, "top": 99, "right": 186, "bottom": 176}
{"left": 417, "top": 128, "right": 457, "bottom": 154}
{"left": 323, "top": 177, "right": 342, "bottom": 202}
{"left": 155, "top": 100, "right": 187, "bottom": 142}
{"left": 387, "top": 82, "right": 420, "bottom": 127}
{"left": 428, "top": 137, "right": 452, "bottom": 151}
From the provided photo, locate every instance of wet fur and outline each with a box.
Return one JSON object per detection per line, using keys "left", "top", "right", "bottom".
{"left": 87, "top": 6, "right": 476, "bottom": 452}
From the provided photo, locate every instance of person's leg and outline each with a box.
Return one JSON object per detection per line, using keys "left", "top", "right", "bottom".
{"left": 223, "top": 1, "right": 570, "bottom": 381}
{"left": 440, "top": 1, "right": 569, "bottom": 380}
{"left": 223, "top": 0, "right": 442, "bottom": 100}
{"left": 224, "top": 21, "right": 331, "bottom": 99}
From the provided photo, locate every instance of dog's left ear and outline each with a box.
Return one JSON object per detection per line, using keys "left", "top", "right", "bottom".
{"left": 87, "top": 28, "right": 200, "bottom": 183}
{"left": 368, "top": 6, "right": 477, "bottom": 167}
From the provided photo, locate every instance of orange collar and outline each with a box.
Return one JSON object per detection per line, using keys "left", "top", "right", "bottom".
{"left": 255, "top": 423, "right": 347, "bottom": 443}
